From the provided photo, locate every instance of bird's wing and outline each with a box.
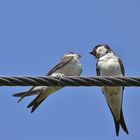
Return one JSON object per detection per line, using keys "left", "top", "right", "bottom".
{"left": 47, "top": 56, "right": 73, "bottom": 76}
{"left": 118, "top": 58, "right": 125, "bottom": 91}
{"left": 96, "top": 60, "right": 100, "bottom": 76}
{"left": 118, "top": 58, "right": 125, "bottom": 76}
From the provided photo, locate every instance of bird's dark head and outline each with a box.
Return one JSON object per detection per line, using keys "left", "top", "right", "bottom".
{"left": 90, "top": 44, "right": 112, "bottom": 59}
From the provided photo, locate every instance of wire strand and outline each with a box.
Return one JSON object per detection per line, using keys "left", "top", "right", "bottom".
{"left": 0, "top": 76, "right": 140, "bottom": 86}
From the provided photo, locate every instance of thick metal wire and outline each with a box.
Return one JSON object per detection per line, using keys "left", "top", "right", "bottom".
{"left": 0, "top": 76, "right": 140, "bottom": 86}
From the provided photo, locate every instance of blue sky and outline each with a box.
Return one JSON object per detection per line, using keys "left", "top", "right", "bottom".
{"left": 0, "top": 0, "right": 140, "bottom": 139}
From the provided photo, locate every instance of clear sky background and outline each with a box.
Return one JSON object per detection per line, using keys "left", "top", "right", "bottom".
{"left": 0, "top": 0, "right": 140, "bottom": 139}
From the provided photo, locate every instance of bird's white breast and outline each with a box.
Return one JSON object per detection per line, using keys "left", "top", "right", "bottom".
{"left": 98, "top": 55, "right": 122, "bottom": 76}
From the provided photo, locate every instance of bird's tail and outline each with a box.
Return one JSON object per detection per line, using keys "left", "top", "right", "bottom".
{"left": 13, "top": 87, "right": 39, "bottom": 97}
{"left": 114, "top": 109, "right": 129, "bottom": 136}
{"left": 12, "top": 87, "right": 40, "bottom": 102}
{"left": 13, "top": 91, "right": 27, "bottom": 97}
{"left": 27, "top": 86, "right": 63, "bottom": 113}
{"left": 120, "top": 109, "right": 129, "bottom": 135}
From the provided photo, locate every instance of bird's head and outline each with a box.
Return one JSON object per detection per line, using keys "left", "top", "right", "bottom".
{"left": 63, "top": 52, "right": 81, "bottom": 59}
{"left": 90, "top": 44, "right": 113, "bottom": 59}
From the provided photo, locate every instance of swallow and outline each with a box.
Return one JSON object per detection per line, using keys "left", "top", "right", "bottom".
{"left": 13, "top": 52, "right": 82, "bottom": 113}
{"left": 90, "top": 44, "right": 128, "bottom": 136}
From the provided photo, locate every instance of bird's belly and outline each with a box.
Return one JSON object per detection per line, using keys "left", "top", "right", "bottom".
{"left": 103, "top": 86, "right": 122, "bottom": 121}
{"left": 102, "top": 86, "right": 120, "bottom": 94}
{"left": 99, "top": 61, "right": 121, "bottom": 76}
{"left": 63, "top": 63, "right": 82, "bottom": 76}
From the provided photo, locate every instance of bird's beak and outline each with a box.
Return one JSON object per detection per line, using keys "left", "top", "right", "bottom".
{"left": 89, "top": 52, "right": 93, "bottom": 55}
{"left": 78, "top": 54, "right": 81, "bottom": 58}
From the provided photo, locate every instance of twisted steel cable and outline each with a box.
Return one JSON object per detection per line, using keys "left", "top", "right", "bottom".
{"left": 0, "top": 76, "right": 140, "bottom": 86}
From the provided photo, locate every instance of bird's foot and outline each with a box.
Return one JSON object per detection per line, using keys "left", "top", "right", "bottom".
{"left": 51, "top": 73, "right": 65, "bottom": 80}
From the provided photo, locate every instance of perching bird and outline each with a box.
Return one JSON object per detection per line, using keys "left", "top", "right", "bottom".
{"left": 90, "top": 44, "right": 128, "bottom": 136}
{"left": 13, "top": 52, "right": 82, "bottom": 113}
